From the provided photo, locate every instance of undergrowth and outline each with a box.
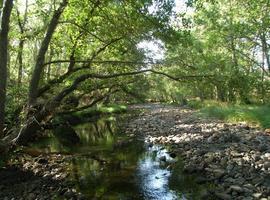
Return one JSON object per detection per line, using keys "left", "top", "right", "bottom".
{"left": 189, "top": 100, "right": 270, "bottom": 129}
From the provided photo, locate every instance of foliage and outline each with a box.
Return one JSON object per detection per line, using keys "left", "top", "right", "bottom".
{"left": 0, "top": 0, "right": 175, "bottom": 134}
{"left": 163, "top": 0, "right": 270, "bottom": 104}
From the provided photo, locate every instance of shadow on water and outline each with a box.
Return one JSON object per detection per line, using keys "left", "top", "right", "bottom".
{"left": 31, "top": 116, "right": 208, "bottom": 199}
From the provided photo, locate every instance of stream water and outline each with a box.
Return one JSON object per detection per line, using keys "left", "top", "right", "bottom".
{"left": 31, "top": 116, "right": 207, "bottom": 199}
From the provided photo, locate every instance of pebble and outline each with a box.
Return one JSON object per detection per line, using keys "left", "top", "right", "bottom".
{"left": 253, "top": 193, "right": 262, "bottom": 198}
{"left": 263, "top": 162, "right": 270, "bottom": 169}
{"left": 215, "top": 192, "right": 232, "bottom": 200}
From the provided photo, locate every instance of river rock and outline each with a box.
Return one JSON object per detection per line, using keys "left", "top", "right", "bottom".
{"left": 212, "top": 169, "right": 226, "bottom": 178}
{"left": 263, "top": 162, "right": 270, "bottom": 169}
{"left": 230, "top": 185, "right": 244, "bottom": 193}
{"left": 215, "top": 192, "right": 232, "bottom": 200}
{"left": 252, "top": 193, "right": 262, "bottom": 198}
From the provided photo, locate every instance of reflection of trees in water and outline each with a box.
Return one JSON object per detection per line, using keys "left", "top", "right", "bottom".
{"left": 105, "top": 121, "right": 113, "bottom": 135}
{"left": 77, "top": 119, "right": 116, "bottom": 143}
{"left": 53, "top": 125, "right": 81, "bottom": 147}
{"left": 93, "top": 122, "right": 102, "bottom": 138}
{"left": 69, "top": 156, "right": 107, "bottom": 197}
{"left": 71, "top": 157, "right": 80, "bottom": 185}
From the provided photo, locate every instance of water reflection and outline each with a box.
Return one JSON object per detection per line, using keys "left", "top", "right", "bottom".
{"left": 31, "top": 117, "right": 207, "bottom": 199}
{"left": 137, "top": 146, "right": 184, "bottom": 200}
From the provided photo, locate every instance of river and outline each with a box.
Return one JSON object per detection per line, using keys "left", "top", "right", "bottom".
{"left": 31, "top": 115, "right": 207, "bottom": 199}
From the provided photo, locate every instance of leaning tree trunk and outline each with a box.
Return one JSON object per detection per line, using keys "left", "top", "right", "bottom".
{"left": 0, "top": 0, "right": 13, "bottom": 138}
{"left": 8, "top": 69, "right": 208, "bottom": 145}
{"left": 11, "top": 70, "right": 150, "bottom": 145}
{"left": 28, "top": 0, "right": 68, "bottom": 106}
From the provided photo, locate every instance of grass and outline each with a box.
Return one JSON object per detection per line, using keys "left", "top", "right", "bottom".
{"left": 189, "top": 100, "right": 270, "bottom": 129}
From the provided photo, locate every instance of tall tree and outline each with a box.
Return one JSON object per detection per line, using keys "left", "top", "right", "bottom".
{"left": 28, "top": 0, "right": 68, "bottom": 106}
{"left": 16, "top": 0, "right": 28, "bottom": 85}
{"left": 0, "top": 0, "right": 13, "bottom": 138}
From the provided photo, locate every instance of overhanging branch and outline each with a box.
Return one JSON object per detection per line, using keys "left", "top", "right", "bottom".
{"left": 43, "top": 59, "right": 161, "bottom": 66}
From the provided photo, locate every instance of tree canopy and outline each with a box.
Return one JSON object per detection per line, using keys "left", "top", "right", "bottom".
{"left": 0, "top": 0, "right": 269, "bottom": 143}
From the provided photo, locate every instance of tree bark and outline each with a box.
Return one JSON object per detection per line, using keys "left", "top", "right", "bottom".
{"left": 0, "top": 0, "right": 13, "bottom": 138}
{"left": 17, "top": 39, "right": 24, "bottom": 85}
{"left": 28, "top": 0, "right": 68, "bottom": 106}
{"left": 261, "top": 32, "right": 270, "bottom": 72}
{"left": 16, "top": 0, "right": 28, "bottom": 85}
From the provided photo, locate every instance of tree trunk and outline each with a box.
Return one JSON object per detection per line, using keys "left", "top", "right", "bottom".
{"left": 46, "top": 47, "right": 53, "bottom": 81}
{"left": 17, "top": 39, "right": 24, "bottom": 85}
{"left": 0, "top": 0, "right": 13, "bottom": 138}
{"left": 28, "top": 0, "right": 68, "bottom": 106}
{"left": 261, "top": 32, "right": 270, "bottom": 72}
{"left": 216, "top": 85, "right": 226, "bottom": 102}
{"left": 16, "top": 0, "right": 28, "bottom": 85}
{"left": 8, "top": 69, "right": 205, "bottom": 145}
{"left": 12, "top": 70, "right": 151, "bottom": 144}
{"left": 261, "top": 40, "right": 266, "bottom": 103}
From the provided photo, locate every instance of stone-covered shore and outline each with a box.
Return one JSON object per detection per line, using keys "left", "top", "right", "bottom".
{"left": 125, "top": 104, "right": 270, "bottom": 200}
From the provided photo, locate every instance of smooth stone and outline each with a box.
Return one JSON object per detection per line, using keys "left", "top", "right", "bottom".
{"left": 253, "top": 193, "right": 262, "bottom": 198}
{"left": 212, "top": 169, "right": 226, "bottom": 178}
{"left": 263, "top": 162, "right": 270, "bottom": 169}
{"left": 214, "top": 192, "right": 231, "bottom": 200}
{"left": 230, "top": 185, "right": 244, "bottom": 193}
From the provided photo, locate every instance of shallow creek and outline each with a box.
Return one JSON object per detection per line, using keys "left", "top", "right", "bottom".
{"left": 31, "top": 116, "right": 207, "bottom": 199}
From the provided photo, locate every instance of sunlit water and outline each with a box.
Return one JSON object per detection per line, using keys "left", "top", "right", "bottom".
{"left": 31, "top": 116, "right": 207, "bottom": 199}
{"left": 136, "top": 146, "right": 186, "bottom": 200}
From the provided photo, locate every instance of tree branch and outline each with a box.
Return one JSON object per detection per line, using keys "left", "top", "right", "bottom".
{"left": 43, "top": 59, "right": 161, "bottom": 66}
{"left": 38, "top": 38, "right": 123, "bottom": 97}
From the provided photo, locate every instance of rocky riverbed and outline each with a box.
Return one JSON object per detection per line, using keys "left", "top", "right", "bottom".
{"left": 124, "top": 104, "right": 270, "bottom": 199}
{"left": 1, "top": 103, "right": 270, "bottom": 200}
